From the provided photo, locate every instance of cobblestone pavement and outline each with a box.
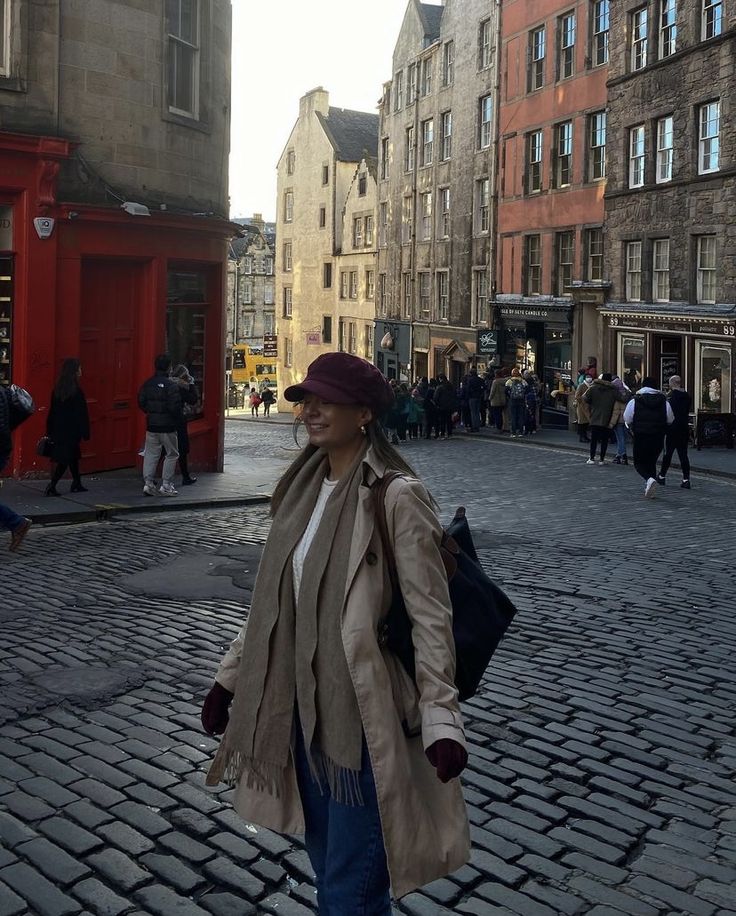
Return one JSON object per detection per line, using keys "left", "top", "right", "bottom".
{"left": 2, "top": 425, "right": 736, "bottom": 916}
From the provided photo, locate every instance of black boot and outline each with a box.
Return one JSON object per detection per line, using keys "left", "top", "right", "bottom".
{"left": 45, "top": 483, "right": 60, "bottom": 497}
{"left": 70, "top": 482, "right": 88, "bottom": 493}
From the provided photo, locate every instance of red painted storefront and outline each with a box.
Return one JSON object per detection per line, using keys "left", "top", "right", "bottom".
{"left": 0, "top": 131, "right": 231, "bottom": 478}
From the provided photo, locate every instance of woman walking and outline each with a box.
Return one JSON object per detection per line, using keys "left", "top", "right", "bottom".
{"left": 45, "top": 358, "right": 90, "bottom": 495}
{"left": 201, "top": 352, "right": 469, "bottom": 913}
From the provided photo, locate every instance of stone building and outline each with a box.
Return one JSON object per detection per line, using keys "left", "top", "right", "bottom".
{"left": 0, "top": 0, "right": 233, "bottom": 476}
{"left": 601, "top": 0, "right": 735, "bottom": 420}
{"left": 275, "top": 87, "right": 378, "bottom": 410}
{"left": 494, "top": 0, "right": 609, "bottom": 426}
{"left": 377, "top": 0, "right": 499, "bottom": 385}
{"left": 227, "top": 215, "right": 276, "bottom": 350}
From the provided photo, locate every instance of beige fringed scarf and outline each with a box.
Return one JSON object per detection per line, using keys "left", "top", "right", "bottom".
{"left": 207, "top": 445, "right": 367, "bottom": 803}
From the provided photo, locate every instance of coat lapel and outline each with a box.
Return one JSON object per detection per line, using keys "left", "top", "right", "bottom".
{"left": 344, "top": 483, "right": 374, "bottom": 601}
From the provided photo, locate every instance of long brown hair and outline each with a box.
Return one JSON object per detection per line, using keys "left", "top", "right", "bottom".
{"left": 270, "top": 418, "right": 420, "bottom": 517}
{"left": 54, "top": 358, "right": 81, "bottom": 401}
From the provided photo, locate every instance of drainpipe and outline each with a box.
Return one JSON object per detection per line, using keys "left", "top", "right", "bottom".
{"left": 410, "top": 60, "right": 420, "bottom": 381}
{"left": 490, "top": 0, "right": 503, "bottom": 359}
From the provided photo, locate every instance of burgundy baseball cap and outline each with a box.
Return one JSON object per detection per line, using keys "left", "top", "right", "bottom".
{"left": 284, "top": 352, "right": 394, "bottom": 412}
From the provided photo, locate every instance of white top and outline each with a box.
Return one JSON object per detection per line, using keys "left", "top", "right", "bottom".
{"left": 292, "top": 476, "right": 339, "bottom": 602}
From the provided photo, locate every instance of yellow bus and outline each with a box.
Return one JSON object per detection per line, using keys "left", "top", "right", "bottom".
{"left": 231, "top": 345, "right": 277, "bottom": 392}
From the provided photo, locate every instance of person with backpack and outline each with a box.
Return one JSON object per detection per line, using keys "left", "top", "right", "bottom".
{"left": 505, "top": 368, "right": 528, "bottom": 438}
{"left": 0, "top": 384, "right": 33, "bottom": 551}
{"left": 201, "top": 352, "right": 469, "bottom": 913}
{"left": 623, "top": 376, "right": 674, "bottom": 498}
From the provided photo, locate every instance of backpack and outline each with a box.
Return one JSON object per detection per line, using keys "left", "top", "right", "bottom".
{"left": 508, "top": 379, "right": 526, "bottom": 402}
{"left": 373, "top": 472, "right": 519, "bottom": 703}
{"left": 7, "top": 384, "right": 36, "bottom": 430}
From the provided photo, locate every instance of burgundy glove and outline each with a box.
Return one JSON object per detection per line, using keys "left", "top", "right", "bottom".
{"left": 201, "top": 682, "right": 234, "bottom": 736}
{"left": 426, "top": 738, "right": 468, "bottom": 783}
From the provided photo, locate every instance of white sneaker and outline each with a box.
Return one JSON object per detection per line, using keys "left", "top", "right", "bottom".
{"left": 598, "top": 459, "right": 606, "bottom": 465}
{"left": 143, "top": 483, "right": 157, "bottom": 497}
{"left": 159, "top": 484, "right": 179, "bottom": 497}
{"left": 586, "top": 458, "right": 595, "bottom": 465}
{"left": 644, "top": 477, "right": 658, "bottom": 499}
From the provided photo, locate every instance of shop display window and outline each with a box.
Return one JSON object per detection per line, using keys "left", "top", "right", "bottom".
{"left": 0, "top": 256, "right": 12, "bottom": 387}
{"left": 618, "top": 334, "right": 645, "bottom": 392}
{"left": 542, "top": 328, "right": 572, "bottom": 412}
{"left": 696, "top": 341, "right": 732, "bottom": 413}
{"left": 166, "top": 269, "right": 207, "bottom": 418}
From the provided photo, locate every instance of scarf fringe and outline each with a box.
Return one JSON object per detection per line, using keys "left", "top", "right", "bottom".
{"left": 309, "top": 748, "right": 365, "bottom": 807}
{"left": 210, "top": 746, "right": 286, "bottom": 798}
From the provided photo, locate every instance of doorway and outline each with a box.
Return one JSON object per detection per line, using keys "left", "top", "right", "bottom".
{"left": 79, "top": 260, "right": 143, "bottom": 472}
{"left": 654, "top": 335, "right": 682, "bottom": 393}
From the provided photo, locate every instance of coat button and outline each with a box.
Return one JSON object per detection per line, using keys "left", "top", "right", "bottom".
{"left": 366, "top": 551, "right": 377, "bottom": 566}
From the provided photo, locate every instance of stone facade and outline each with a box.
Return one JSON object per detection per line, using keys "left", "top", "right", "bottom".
{"left": 378, "top": 0, "right": 499, "bottom": 384}
{"left": 227, "top": 215, "right": 276, "bottom": 350}
{"left": 275, "top": 87, "right": 378, "bottom": 410}
{"left": 0, "top": 0, "right": 231, "bottom": 215}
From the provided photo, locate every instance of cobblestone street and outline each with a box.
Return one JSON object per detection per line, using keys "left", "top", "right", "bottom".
{"left": 2, "top": 424, "right": 736, "bottom": 916}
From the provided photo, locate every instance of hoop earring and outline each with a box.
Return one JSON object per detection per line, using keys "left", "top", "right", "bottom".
{"left": 360, "top": 425, "right": 367, "bottom": 436}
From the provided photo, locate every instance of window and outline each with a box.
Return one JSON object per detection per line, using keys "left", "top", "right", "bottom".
{"left": 283, "top": 286, "right": 293, "bottom": 318}
{"left": 527, "top": 130, "right": 543, "bottom": 193}
{"left": 380, "top": 138, "right": 390, "bottom": 180}
{"left": 242, "top": 278, "right": 253, "bottom": 304}
{"left": 556, "top": 231, "right": 574, "bottom": 296}
{"left": 323, "top": 263, "right": 332, "bottom": 288}
{"left": 592, "top": 0, "right": 610, "bottom": 66}
{"left": 348, "top": 322, "right": 357, "bottom": 354}
{"left": 349, "top": 272, "right": 358, "bottom": 300}
{"left": 265, "top": 257, "right": 274, "bottom": 275}
{"left": 242, "top": 312, "right": 255, "bottom": 339}
{"left": 554, "top": 121, "right": 573, "bottom": 188}
{"left": 365, "top": 215, "right": 374, "bottom": 247}
{"left": 264, "top": 284, "right": 274, "bottom": 305}
{"left": 558, "top": 12, "right": 575, "bottom": 80}
{"left": 420, "top": 192, "right": 432, "bottom": 241}
{"left": 702, "top": 0, "right": 723, "bottom": 39}
{"left": 284, "top": 190, "right": 293, "bottom": 223}
{"left": 322, "top": 165, "right": 329, "bottom": 185}
{"left": 474, "top": 270, "right": 489, "bottom": 324}
{"left": 629, "top": 125, "right": 645, "bottom": 188}
{"left": 338, "top": 319, "right": 346, "bottom": 352}
{"left": 437, "top": 271, "right": 449, "bottom": 321}
{"left": 263, "top": 312, "right": 275, "bottom": 335}
{"left": 697, "top": 236, "right": 716, "bottom": 303}
{"left": 475, "top": 179, "right": 490, "bottom": 234}
{"left": 421, "top": 118, "right": 434, "bottom": 166}
{"left": 358, "top": 173, "right": 367, "bottom": 197}
{"left": 441, "top": 111, "right": 452, "bottom": 160}
{"left": 166, "top": 0, "right": 200, "bottom": 117}
{"left": 653, "top": 239, "right": 670, "bottom": 301}
{"left": 394, "top": 71, "right": 404, "bottom": 110}
{"left": 365, "top": 323, "right": 374, "bottom": 359}
{"left": 408, "top": 63, "right": 417, "bottom": 103}
{"left": 379, "top": 202, "right": 388, "bottom": 247}
{"left": 626, "top": 241, "right": 643, "bottom": 300}
{"left": 353, "top": 217, "right": 364, "bottom": 249}
{"left": 366, "top": 269, "right": 375, "bottom": 299}
{"left": 659, "top": 0, "right": 677, "bottom": 57}
{"left": 520, "top": 236, "right": 542, "bottom": 297}
{"left": 402, "top": 272, "right": 412, "bottom": 319}
{"left": 319, "top": 206, "right": 326, "bottom": 229}
{"left": 631, "top": 7, "right": 648, "bottom": 71}
{"left": 340, "top": 272, "right": 348, "bottom": 299}
{"left": 442, "top": 40, "right": 454, "bottom": 86}
{"left": 378, "top": 273, "right": 387, "bottom": 315}
{"left": 285, "top": 337, "right": 292, "bottom": 368}
{"left": 529, "top": 27, "right": 545, "bottom": 91}
{"left": 439, "top": 188, "right": 450, "bottom": 238}
{"left": 286, "top": 150, "right": 295, "bottom": 175}
{"left": 419, "top": 272, "right": 431, "bottom": 318}
{"left": 589, "top": 111, "right": 606, "bottom": 181}
{"left": 405, "top": 126, "right": 415, "bottom": 172}
{"left": 322, "top": 315, "right": 333, "bottom": 344}
{"left": 166, "top": 270, "right": 207, "bottom": 412}
{"left": 402, "top": 196, "right": 413, "bottom": 244}
{"left": 0, "top": 0, "right": 9, "bottom": 76}
{"left": 421, "top": 56, "right": 432, "bottom": 96}
{"left": 656, "top": 116, "right": 673, "bottom": 182}
{"left": 283, "top": 242, "right": 292, "bottom": 272}
{"left": 586, "top": 228, "right": 604, "bottom": 281}
{"left": 699, "top": 101, "right": 720, "bottom": 174}
{"left": 479, "top": 18, "right": 492, "bottom": 69}
{"left": 479, "top": 95, "right": 493, "bottom": 150}
{"left": 244, "top": 255, "right": 253, "bottom": 274}
{"left": 696, "top": 340, "right": 731, "bottom": 412}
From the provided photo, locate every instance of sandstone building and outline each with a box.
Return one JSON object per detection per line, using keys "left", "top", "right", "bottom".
{"left": 227, "top": 215, "right": 276, "bottom": 350}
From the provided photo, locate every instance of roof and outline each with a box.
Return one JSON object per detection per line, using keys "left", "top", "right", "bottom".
{"left": 418, "top": 2, "right": 443, "bottom": 43}
{"left": 317, "top": 107, "right": 379, "bottom": 163}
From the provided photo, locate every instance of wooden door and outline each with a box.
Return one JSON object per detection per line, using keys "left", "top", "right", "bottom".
{"left": 80, "top": 261, "right": 141, "bottom": 472}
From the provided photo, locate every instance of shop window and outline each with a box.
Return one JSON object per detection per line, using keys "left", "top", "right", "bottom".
{"left": 625, "top": 241, "right": 643, "bottom": 300}
{"left": 558, "top": 11, "right": 576, "bottom": 80}
{"left": 702, "top": 0, "right": 723, "bottom": 40}
{"left": 659, "top": 0, "right": 677, "bottom": 58}
{"left": 619, "top": 334, "right": 645, "bottom": 391}
{"left": 166, "top": 0, "right": 200, "bottom": 118}
{"left": 591, "top": 0, "right": 610, "bottom": 66}
{"left": 631, "top": 7, "right": 648, "bottom": 71}
{"left": 696, "top": 235, "right": 717, "bottom": 303}
{"left": 543, "top": 327, "right": 573, "bottom": 413}
{"left": 166, "top": 268, "right": 207, "bottom": 417}
{"left": 588, "top": 112, "right": 606, "bottom": 181}
{"left": 656, "top": 116, "right": 673, "bottom": 183}
{"left": 653, "top": 238, "right": 670, "bottom": 301}
{"left": 696, "top": 342, "right": 731, "bottom": 412}
{"left": 0, "top": 255, "right": 13, "bottom": 387}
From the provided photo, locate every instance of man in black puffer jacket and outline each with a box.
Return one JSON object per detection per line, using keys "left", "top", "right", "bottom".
{"left": 658, "top": 375, "right": 692, "bottom": 490}
{"left": 623, "top": 376, "right": 674, "bottom": 499}
{"left": 137, "top": 354, "right": 183, "bottom": 497}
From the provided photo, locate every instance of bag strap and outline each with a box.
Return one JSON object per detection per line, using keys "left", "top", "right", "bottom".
{"left": 372, "top": 470, "right": 404, "bottom": 594}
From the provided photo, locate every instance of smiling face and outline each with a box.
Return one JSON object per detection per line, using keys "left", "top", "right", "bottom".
{"left": 301, "top": 394, "right": 372, "bottom": 452}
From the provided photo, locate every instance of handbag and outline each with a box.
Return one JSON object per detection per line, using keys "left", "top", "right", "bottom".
{"left": 373, "top": 472, "right": 518, "bottom": 702}
{"left": 36, "top": 435, "right": 54, "bottom": 458}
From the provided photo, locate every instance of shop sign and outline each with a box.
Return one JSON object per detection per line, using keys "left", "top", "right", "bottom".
{"left": 608, "top": 314, "right": 736, "bottom": 337}
{"left": 376, "top": 320, "right": 410, "bottom": 363}
{"left": 0, "top": 206, "right": 12, "bottom": 250}
{"left": 306, "top": 331, "right": 322, "bottom": 346}
{"left": 263, "top": 335, "right": 278, "bottom": 358}
{"left": 500, "top": 306, "right": 551, "bottom": 320}
{"left": 476, "top": 329, "right": 498, "bottom": 356}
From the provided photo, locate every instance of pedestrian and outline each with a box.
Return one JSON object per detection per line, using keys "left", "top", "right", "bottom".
{"left": 623, "top": 375, "right": 674, "bottom": 499}
{"left": 611, "top": 375, "right": 632, "bottom": 464}
{"left": 465, "top": 368, "right": 484, "bottom": 433}
{"left": 480, "top": 371, "right": 492, "bottom": 427}
{"left": 44, "top": 357, "right": 91, "bottom": 495}
{"left": 488, "top": 370, "right": 506, "bottom": 432}
{"left": 406, "top": 388, "right": 424, "bottom": 440}
{"left": 249, "top": 387, "right": 262, "bottom": 418}
{"left": 423, "top": 378, "right": 438, "bottom": 439}
{"left": 522, "top": 371, "right": 539, "bottom": 435}
{"left": 505, "top": 368, "right": 528, "bottom": 438}
{"left": 172, "top": 364, "right": 199, "bottom": 486}
{"left": 261, "top": 386, "right": 275, "bottom": 418}
{"left": 0, "top": 385, "right": 32, "bottom": 551}
{"left": 395, "top": 383, "right": 410, "bottom": 442}
{"left": 583, "top": 373, "right": 624, "bottom": 465}
{"left": 201, "top": 351, "right": 470, "bottom": 912}
{"left": 137, "top": 353, "right": 183, "bottom": 497}
{"left": 658, "top": 375, "right": 692, "bottom": 489}
{"left": 574, "top": 373, "right": 594, "bottom": 442}
{"left": 434, "top": 374, "right": 457, "bottom": 439}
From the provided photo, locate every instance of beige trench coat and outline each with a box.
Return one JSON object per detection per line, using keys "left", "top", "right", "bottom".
{"left": 212, "top": 448, "right": 470, "bottom": 898}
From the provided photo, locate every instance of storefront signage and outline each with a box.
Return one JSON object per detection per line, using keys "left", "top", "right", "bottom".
{"left": 0, "top": 206, "right": 12, "bottom": 250}
{"left": 476, "top": 329, "right": 498, "bottom": 356}
{"left": 306, "top": 331, "right": 322, "bottom": 346}
{"left": 500, "top": 306, "right": 551, "bottom": 320}
{"left": 608, "top": 314, "right": 736, "bottom": 337}
{"left": 376, "top": 320, "right": 410, "bottom": 363}
{"left": 263, "top": 335, "right": 278, "bottom": 358}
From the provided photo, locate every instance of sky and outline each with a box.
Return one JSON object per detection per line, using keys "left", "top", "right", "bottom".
{"left": 228, "top": 0, "right": 417, "bottom": 221}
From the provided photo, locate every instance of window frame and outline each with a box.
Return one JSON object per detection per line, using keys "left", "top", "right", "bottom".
{"left": 554, "top": 121, "right": 573, "bottom": 188}
{"left": 420, "top": 191, "right": 432, "bottom": 241}
{"left": 394, "top": 71, "right": 404, "bottom": 110}
{"left": 529, "top": 26, "right": 546, "bottom": 92}
{"left": 419, "top": 272, "right": 432, "bottom": 319}
{"left": 437, "top": 270, "right": 449, "bottom": 322}
{"left": 442, "top": 39, "right": 455, "bottom": 86}
{"left": 586, "top": 228, "right": 604, "bottom": 282}
{"left": 526, "top": 234, "right": 542, "bottom": 296}
{"left": 402, "top": 272, "right": 412, "bottom": 319}
{"left": 527, "top": 130, "right": 543, "bottom": 193}
{"left": 556, "top": 231, "right": 574, "bottom": 296}
{"left": 405, "top": 126, "right": 416, "bottom": 172}
{"left": 696, "top": 235, "right": 717, "bottom": 303}
{"left": 698, "top": 100, "right": 720, "bottom": 174}
{"left": 439, "top": 187, "right": 451, "bottom": 238}
{"left": 479, "top": 18, "right": 492, "bottom": 69}
{"left": 284, "top": 190, "right": 294, "bottom": 223}
{"left": 629, "top": 125, "right": 646, "bottom": 188}
{"left": 323, "top": 262, "right": 333, "bottom": 289}
{"left": 286, "top": 150, "right": 295, "bottom": 175}
{"left": 380, "top": 137, "right": 390, "bottom": 180}
{"left": 401, "top": 196, "right": 413, "bottom": 245}
{"left": 283, "top": 241, "right": 292, "bottom": 272}
{"left": 407, "top": 63, "right": 417, "bottom": 104}
{"left": 283, "top": 286, "right": 293, "bottom": 318}
{"left": 365, "top": 269, "right": 375, "bottom": 300}
{"left": 353, "top": 217, "right": 364, "bottom": 249}
{"left": 631, "top": 7, "right": 649, "bottom": 72}
{"left": 625, "top": 240, "right": 643, "bottom": 301}
{"left": 659, "top": 0, "right": 677, "bottom": 58}
{"left": 379, "top": 202, "right": 388, "bottom": 248}
{"left": 591, "top": 0, "right": 610, "bottom": 66}
{"left": 441, "top": 110, "right": 452, "bottom": 161}
{"left": 558, "top": 11, "right": 576, "bottom": 80}
{"left": 421, "top": 118, "right": 434, "bottom": 167}
{"left": 702, "top": 0, "right": 723, "bottom": 40}
{"left": 421, "top": 55, "right": 433, "bottom": 96}
{"left": 474, "top": 269, "right": 489, "bottom": 324}
{"left": 475, "top": 178, "right": 490, "bottom": 235}
{"left": 652, "top": 238, "right": 671, "bottom": 302}
{"left": 166, "top": 0, "right": 200, "bottom": 119}
{"left": 588, "top": 111, "right": 607, "bottom": 181}
{"left": 479, "top": 95, "right": 493, "bottom": 150}
{"left": 365, "top": 215, "right": 374, "bottom": 247}
{"left": 656, "top": 115, "right": 673, "bottom": 183}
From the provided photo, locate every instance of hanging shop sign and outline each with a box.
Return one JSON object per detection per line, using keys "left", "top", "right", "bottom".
{"left": 476, "top": 329, "right": 498, "bottom": 356}
{"left": 263, "top": 334, "right": 278, "bottom": 358}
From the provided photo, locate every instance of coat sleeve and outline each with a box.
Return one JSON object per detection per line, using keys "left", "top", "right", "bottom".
{"left": 215, "top": 624, "right": 247, "bottom": 693}
{"left": 388, "top": 479, "right": 466, "bottom": 752}
{"left": 137, "top": 384, "right": 147, "bottom": 412}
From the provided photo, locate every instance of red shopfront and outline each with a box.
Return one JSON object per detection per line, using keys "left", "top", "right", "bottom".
{"left": 0, "top": 131, "right": 231, "bottom": 478}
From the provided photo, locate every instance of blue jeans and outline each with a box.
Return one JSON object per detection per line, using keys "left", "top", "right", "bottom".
{"left": 0, "top": 502, "right": 24, "bottom": 532}
{"left": 614, "top": 423, "right": 627, "bottom": 457}
{"left": 509, "top": 401, "right": 525, "bottom": 435}
{"left": 293, "top": 723, "right": 391, "bottom": 916}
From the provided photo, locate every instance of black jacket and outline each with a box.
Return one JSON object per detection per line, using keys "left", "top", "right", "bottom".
{"left": 667, "top": 388, "right": 691, "bottom": 436}
{"left": 138, "top": 372, "right": 183, "bottom": 433}
{"left": 434, "top": 381, "right": 458, "bottom": 411}
{"left": 632, "top": 392, "right": 668, "bottom": 436}
{"left": 465, "top": 374, "right": 484, "bottom": 399}
{"left": 47, "top": 388, "right": 90, "bottom": 464}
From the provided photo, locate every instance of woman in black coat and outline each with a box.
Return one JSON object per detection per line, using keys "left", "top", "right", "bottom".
{"left": 46, "top": 358, "right": 90, "bottom": 495}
